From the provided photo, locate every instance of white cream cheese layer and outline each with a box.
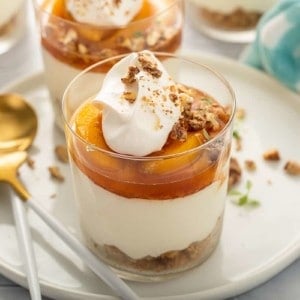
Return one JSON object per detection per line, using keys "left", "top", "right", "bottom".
{"left": 71, "top": 160, "right": 227, "bottom": 259}
{"left": 66, "top": 0, "right": 143, "bottom": 27}
{"left": 191, "top": 0, "right": 277, "bottom": 13}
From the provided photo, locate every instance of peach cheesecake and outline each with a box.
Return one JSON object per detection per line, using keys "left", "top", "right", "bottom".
{"left": 64, "top": 51, "right": 234, "bottom": 279}
{"left": 36, "top": 0, "right": 183, "bottom": 128}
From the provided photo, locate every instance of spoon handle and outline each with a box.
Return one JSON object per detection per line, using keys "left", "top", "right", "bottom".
{"left": 11, "top": 195, "right": 42, "bottom": 300}
{"left": 0, "top": 152, "right": 41, "bottom": 300}
{"left": 27, "top": 198, "right": 140, "bottom": 300}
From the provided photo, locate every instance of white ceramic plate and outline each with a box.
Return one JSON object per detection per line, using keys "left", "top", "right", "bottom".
{"left": 0, "top": 52, "right": 299, "bottom": 300}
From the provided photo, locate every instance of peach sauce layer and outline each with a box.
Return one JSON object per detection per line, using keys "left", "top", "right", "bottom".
{"left": 69, "top": 85, "right": 230, "bottom": 200}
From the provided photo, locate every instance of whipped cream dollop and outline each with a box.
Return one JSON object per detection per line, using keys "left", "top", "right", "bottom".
{"left": 66, "top": 0, "right": 143, "bottom": 27}
{"left": 93, "top": 51, "right": 182, "bottom": 156}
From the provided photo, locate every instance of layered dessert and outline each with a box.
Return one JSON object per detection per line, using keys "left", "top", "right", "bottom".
{"left": 190, "top": 0, "right": 277, "bottom": 29}
{"left": 64, "top": 51, "right": 234, "bottom": 279}
{"left": 188, "top": 0, "right": 277, "bottom": 42}
{"left": 36, "top": 0, "right": 183, "bottom": 128}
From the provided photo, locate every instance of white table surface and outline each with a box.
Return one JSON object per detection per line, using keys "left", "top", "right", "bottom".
{"left": 0, "top": 1, "right": 299, "bottom": 300}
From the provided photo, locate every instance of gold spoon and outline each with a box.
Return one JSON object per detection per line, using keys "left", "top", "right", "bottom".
{"left": 0, "top": 93, "right": 41, "bottom": 300}
{"left": 0, "top": 94, "right": 139, "bottom": 300}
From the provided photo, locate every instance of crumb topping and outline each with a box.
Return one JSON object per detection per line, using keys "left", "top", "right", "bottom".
{"left": 55, "top": 145, "right": 69, "bottom": 163}
{"left": 169, "top": 85, "right": 229, "bottom": 142}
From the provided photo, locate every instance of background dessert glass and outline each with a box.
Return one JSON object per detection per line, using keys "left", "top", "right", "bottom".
{"left": 63, "top": 53, "right": 236, "bottom": 281}
{"left": 0, "top": 0, "right": 26, "bottom": 55}
{"left": 187, "top": 0, "right": 277, "bottom": 43}
{"left": 35, "top": 0, "right": 183, "bottom": 129}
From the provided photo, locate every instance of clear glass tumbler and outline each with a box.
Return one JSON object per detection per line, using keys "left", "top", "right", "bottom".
{"left": 35, "top": 0, "right": 184, "bottom": 129}
{"left": 63, "top": 53, "right": 235, "bottom": 281}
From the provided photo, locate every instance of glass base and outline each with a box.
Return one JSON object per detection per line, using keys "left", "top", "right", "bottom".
{"left": 83, "top": 216, "right": 223, "bottom": 282}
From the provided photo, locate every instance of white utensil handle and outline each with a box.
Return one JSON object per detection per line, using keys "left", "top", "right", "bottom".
{"left": 11, "top": 195, "right": 41, "bottom": 300}
{"left": 27, "top": 198, "right": 139, "bottom": 300}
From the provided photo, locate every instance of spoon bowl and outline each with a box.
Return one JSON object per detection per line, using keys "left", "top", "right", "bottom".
{"left": 0, "top": 93, "right": 37, "bottom": 153}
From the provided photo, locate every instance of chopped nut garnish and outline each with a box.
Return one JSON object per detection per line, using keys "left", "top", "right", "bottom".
{"left": 26, "top": 157, "right": 35, "bottom": 169}
{"left": 245, "top": 160, "right": 256, "bottom": 171}
{"left": 121, "top": 66, "right": 140, "bottom": 84}
{"left": 263, "top": 149, "right": 280, "bottom": 161}
{"left": 137, "top": 52, "right": 162, "bottom": 78}
{"left": 228, "top": 157, "right": 242, "bottom": 190}
{"left": 50, "top": 193, "right": 56, "bottom": 199}
{"left": 284, "top": 161, "right": 300, "bottom": 175}
{"left": 122, "top": 91, "right": 136, "bottom": 103}
{"left": 170, "top": 121, "right": 187, "bottom": 142}
{"left": 55, "top": 145, "right": 69, "bottom": 163}
{"left": 48, "top": 166, "right": 64, "bottom": 182}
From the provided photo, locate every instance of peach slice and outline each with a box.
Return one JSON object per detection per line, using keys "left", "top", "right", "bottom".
{"left": 142, "top": 133, "right": 206, "bottom": 175}
{"left": 74, "top": 103, "right": 120, "bottom": 171}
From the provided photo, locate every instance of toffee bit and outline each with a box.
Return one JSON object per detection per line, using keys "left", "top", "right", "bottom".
{"left": 122, "top": 91, "right": 136, "bottom": 103}
{"left": 284, "top": 161, "right": 300, "bottom": 176}
{"left": 55, "top": 145, "right": 69, "bottom": 163}
{"left": 244, "top": 160, "right": 256, "bottom": 171}
{"left": 48, "top": 166, "right": 64, "bottom": 182}
{"left": 137, "top": 52, "right": 162, "bottom": 78}
{"left": 121, "top": 66, "right": 140, "bottom": 84}
{"left": 228, "top": 157, "right": 242, "bottom": 190}
{"left": 26, "top": 157, "right": 35, "bottom": 169}
{"left": 263, "top": 149, "right": 280, "bottom": 161}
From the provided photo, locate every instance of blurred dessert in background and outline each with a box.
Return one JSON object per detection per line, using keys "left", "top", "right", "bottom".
{"left": 63, "top": 51, "right": 235, "bottom": 280}
{"left": 35, "top": 0, "right": 183, "bottom": 129}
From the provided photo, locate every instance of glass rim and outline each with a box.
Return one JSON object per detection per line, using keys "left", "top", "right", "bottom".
{"left": 62, "top": 51, "right": 236, "bottom": 161}
{"left": 35, "top": 0, "right": 182, "bottom": 30}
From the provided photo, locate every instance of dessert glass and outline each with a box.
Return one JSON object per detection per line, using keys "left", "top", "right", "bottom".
{"left": 35, "top": 0, "right": 184, "bottom": 129}
{"left": 187, "top": 0, "right": 277, "bottom": 43}
{"left": 62, "top": 53, "right": 235, "bottom": 281}
{"left": 0, "top": 0, "right": 25, "bottom": 55}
